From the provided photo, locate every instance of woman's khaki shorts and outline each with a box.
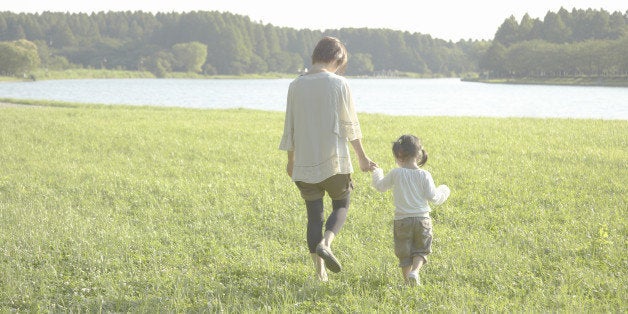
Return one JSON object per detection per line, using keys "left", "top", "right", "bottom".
{"left": 294, "top": 174, "right": 353, "bottom": 201}
{"left": 393, "top": 217, "right": 433, "bottom": 267}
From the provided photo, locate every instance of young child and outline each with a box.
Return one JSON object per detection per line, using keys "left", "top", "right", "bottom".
{"left": 371, "top": 134, "right": 450, "bottom": 286}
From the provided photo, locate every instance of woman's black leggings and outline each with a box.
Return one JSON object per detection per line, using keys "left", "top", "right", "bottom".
{"left": 305, "top": 197, "right": 350, "bottom": 253}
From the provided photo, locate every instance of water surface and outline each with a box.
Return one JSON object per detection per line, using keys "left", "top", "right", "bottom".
{"left": 1, "top": 78, "right": 626, "bottom": 119}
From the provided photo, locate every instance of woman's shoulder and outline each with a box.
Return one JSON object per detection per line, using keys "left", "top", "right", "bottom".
{"left": 328, "top": 72, "right": 348, "bottom": 84}
{"left": 291, "top": 72, "right": 341, "bottom": 82}
{"left": 291, "top": 72, "right": 348, "bottom": 90}
{"left": 309, "top": 71, "right": 347, "bottom": 83}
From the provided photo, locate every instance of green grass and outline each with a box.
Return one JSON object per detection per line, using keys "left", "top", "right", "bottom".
{"left": 0, "top": 103, "right": 626, "bottom": 312}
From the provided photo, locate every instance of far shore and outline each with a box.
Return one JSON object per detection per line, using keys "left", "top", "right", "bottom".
{"left": 2, "top": 69, "right": 627, "bottom": 87}
{"left": 462, "top": 76, "right": 628, "bottom": 88}
{"left": 0, "top": 69, "right": 296, "bottom": 82}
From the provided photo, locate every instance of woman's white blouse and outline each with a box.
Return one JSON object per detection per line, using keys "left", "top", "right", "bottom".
{"left": 279, "top": 72, "right": 362, "bottom": 183}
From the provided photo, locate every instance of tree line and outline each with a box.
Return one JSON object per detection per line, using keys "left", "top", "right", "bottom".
{"left": 0, "top": 8, "right": 626, "bottom": 78}
{"left": 0, "top": 10, "right": 484, "bottom": 77}
{"left": 480, "top": 8, "right": 628, "bottom": 78}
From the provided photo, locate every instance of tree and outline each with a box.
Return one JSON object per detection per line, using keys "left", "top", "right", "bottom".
{"left": 608, "top": 11, "right": 627, "bottom": 39}
{"left": 69, "top": 13, "right": 101, "bottom": 45}
{"left": 347, "top": 52, "right": 374, "bottom": 75}
{"left": 479, "top": 42, "right": 507, "bottom": 77}
{"left": 263, "top": 24, "right": 284, "bottom": 72}
{"left": 616, "top": 37, "right": 628, "bottom": 75}
{"left": 518, "top": 14, "right": 536, "bottom": 41}
{"left": 21, "top": 14, "right": 44, "bottom": 40}
{"left": 541, "top": 12, "right": 571, "bottom": 43}
{"left": 248, "top": 54, "right": 268, "bottom": 73}
{"left": 146, "top": 50, "right": 174, "bottom": 77}
{"left": 0, "top": 15, "right": 7, "bottom": 41}
{"left": 506, "top": 40, "right": 553, "bottom": 76}
{"left": 48, "top": 21, "right": 76, "bottom": 48}
{"left": 171, "top": 41, "right": 207, "bottom": 73}
{"left": 4, "top": 9, "right": 623, "bottom": 78}
{"left": 494, "top": 15, "right": 520, "bottom": 46}
{"left": 6, "top": 19, "right": 26, "bottom": 40}
{"left": 0, "top": 39, "right": 40, "bottom": 76}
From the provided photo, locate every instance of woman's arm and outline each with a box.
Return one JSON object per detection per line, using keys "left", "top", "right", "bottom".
{"left": 350, "top": 138, "right": 377, "bottom": 172}
{"left": 286, "top": 150, "right": 294, "bottom": 177}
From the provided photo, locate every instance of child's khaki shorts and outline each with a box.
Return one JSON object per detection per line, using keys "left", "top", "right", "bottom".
{"left": 393, "top": 217, "right": 433, "bottom": 267}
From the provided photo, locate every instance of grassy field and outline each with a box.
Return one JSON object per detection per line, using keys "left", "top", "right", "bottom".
{"left": 0, "top": 103, "right": 625, "bottom": 312}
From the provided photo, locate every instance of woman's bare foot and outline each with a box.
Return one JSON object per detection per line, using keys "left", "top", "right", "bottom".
{"left": 311, "top": 253, "right": 328, "bottom": 281}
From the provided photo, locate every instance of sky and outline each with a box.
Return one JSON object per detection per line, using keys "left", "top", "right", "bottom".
{"left": 3, "top": 0, "right": 627, "bottom": 41}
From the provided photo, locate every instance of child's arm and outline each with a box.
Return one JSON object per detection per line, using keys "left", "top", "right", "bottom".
{"left": 423, "top": 172, "right": 450, "bottom": 205}
{"left": 371, "top": 167, "right": 392, "bottom": 192}
{"left": 430, "top": 185, "right": 451, "bottom": 205}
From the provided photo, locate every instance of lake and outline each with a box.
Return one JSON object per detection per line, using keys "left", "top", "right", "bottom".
{"left": 0, "top": 78, "right": 626, "bottom": 119}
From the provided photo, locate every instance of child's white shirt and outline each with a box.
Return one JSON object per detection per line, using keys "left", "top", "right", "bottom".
{"left": 371, "top": 167, "right": 450, "bottom": 220}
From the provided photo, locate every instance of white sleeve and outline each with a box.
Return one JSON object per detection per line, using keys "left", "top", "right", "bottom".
{"left": 422, "top": 171, "right": 450, "bottom": 205}
{"left": 336, "top": 80, "right": 362, "bottom": 141}
{"left": 278, "top": 84, "right": 294, "bottom": 151}
{"left": 431, "top": 185, "right": 451, "bottom": 205}
{"left": 371, "top": 168, "right": 393, "bottom": 192}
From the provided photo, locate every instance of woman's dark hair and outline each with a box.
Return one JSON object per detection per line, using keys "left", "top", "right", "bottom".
{"left": 392, "top": 134, "right": 428, "bottom": 166}
{"left": 311, "top": 36, "right": 348, "bottom": 74}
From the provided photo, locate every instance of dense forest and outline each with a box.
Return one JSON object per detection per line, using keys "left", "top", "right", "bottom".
{"left": 481, "top": 8, "right": 628, "bottom": 78}
{"left": 0, "top": 8, "right": 626, "bottom": 79}
{"left": 0, "top": 10, "right": 482, "bottom": 77}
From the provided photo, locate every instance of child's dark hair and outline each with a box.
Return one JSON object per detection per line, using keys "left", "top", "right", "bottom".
{"left": 392, "top": 134, "right": 428, "bottom": 166}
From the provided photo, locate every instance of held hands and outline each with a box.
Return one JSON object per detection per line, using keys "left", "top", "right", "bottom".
{"left": 350, "top": 139, "right": 378, "bottom": 172}
{"left": 367, "top": 162, "right": 379, "bottom": 172}
{"left": 359, "top": 156, "right": 379, "bottom": 172}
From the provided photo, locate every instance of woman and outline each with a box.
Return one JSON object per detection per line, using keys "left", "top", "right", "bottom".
{"left": 279, "top": 36, "right": 377, "bottom": 281}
